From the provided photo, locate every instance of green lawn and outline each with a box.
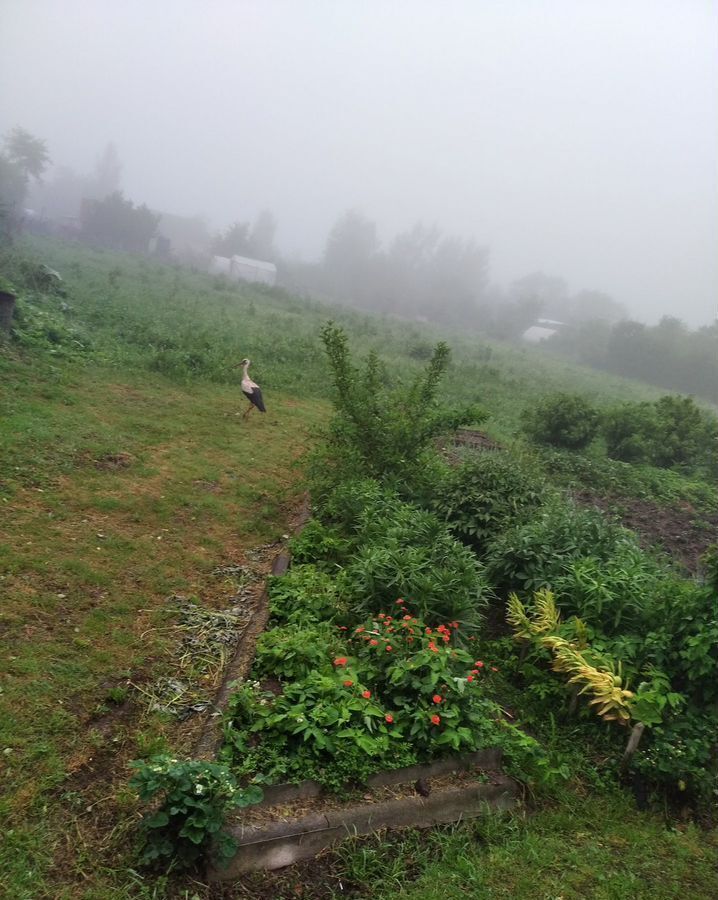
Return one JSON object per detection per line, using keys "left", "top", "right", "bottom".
{"left": 0, "top": 352, "right": 326, "bottom": 898}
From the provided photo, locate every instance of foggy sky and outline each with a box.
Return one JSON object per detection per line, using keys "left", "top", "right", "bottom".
{"left": 1, "top": 0, "right": 716, "bottom": 326}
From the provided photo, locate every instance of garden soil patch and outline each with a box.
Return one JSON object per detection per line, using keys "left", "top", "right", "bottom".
{"left": 573, "top": 489, "right": 718, "bottom": 572}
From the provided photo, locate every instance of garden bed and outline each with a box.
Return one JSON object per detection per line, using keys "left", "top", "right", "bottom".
{"left": 211, "top": 751, "right": 518, "bottom": 877}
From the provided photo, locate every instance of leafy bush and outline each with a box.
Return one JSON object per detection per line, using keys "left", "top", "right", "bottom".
{"left": 602, "top": 401, "right": 659, "bottom": 463}
{"left": 485, "top": 497, "right": 634, "bottom": 594}
{"left": 521, "top": 392, "right": 600, "bottom": 450}
{"left": 339, "top": 496, "right": 491, "bottom": 627}
{"left": 288, "top": 519, "right": 350, "bottom": 569}
{"left": 254, "top": 623, "right": 341, "bottom": 682}
{"left": 551, "top": 549, "right": 662, "bottom": 634}
{"left": 320, "top": 322, "right": 484, "bottom": 489}
{"left": 603, "top": 395, "right": 717, "bottom": 471}
{"left": 434, "top": 451, "right": 545, "bottom": 553}
{"left": 535, "top": 445, "right": 718, "bottom": 509}
{"left": 129, "top": 755, "right": 262, "bottom": 869}
{"left": 223, "top": 604, "right": 503, "bottom": 789}
{"left": 267, "top": 564, "right": 342, "bottom": 626}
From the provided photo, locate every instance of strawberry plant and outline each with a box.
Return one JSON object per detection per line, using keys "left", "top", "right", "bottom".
{"left": 129, "top": 755, "right": 262, "bottom": 869}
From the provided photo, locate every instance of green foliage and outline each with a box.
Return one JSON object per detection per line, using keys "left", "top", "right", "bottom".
{"left": 634, "top": 712, "right": 718, "bottom": 801}
{"left": 254, "top": 623, "right": 341, "bottom": 681}
{"left": 535, "top": 444, "right": 718, "bottom": 509}
{"left": 267, "top": 563, "right": 343, "bottom": 626}
{"left": 319, "top": 322, "right": 485, "bottom": 489}
{"left": 128, "top": 755, "right": 262, "bottom": 869}
{"left": 435, "top": 451, "right": 545, "bottom": 553}
{"left": 224, "top": 605, "right": 504, "bottom": 789}
{"left": 603, "top": 394, "right": 717, "bottom": 471}
{"left": 551, "top": 549, "right": 662, "bottom": 634}
{"left": 485, "top": 496, "right": 633, "bottom": 594}
{"left": 288, "top": 518, "right": 350, "bottom": 568}
{"left": 521, "top": 392, "right": 600, "bottom": 450}
{"left": 338, "top": 492, "right": 491, "bottom": 626}
{"left": 602, "top": 400, "right": 659, "bottom": 463}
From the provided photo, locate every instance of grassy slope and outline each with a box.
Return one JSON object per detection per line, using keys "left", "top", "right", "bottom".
{"left": 1, "top": 236, "right": 716, "bottom": 898}
{"left": 0, "top": 351, "right": 326, "bottom": 898}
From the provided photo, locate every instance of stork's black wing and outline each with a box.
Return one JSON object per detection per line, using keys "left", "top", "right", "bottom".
{"left": 244, "top": 387, "right": 266, "bottom": 412}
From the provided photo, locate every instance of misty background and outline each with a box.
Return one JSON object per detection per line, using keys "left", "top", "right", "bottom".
{"left": 1, "top": 0, "right": 716, "bottom": 328}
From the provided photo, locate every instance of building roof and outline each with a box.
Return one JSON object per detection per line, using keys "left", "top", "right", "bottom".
{"left": 522, "top": 325, "right": 559, "bottom": 343}
{"left": 231, "top": 254, "right": 277, "bottom": 272}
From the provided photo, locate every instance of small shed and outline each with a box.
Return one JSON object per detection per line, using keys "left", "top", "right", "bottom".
{"left": 521, "top": 318, "right": 565, "bottom": 344}
{"left": 230, "top": 255, "right": 277, "bottom": 286}
{"left": 209, "top": 255, "right": 233, "bottom": 276}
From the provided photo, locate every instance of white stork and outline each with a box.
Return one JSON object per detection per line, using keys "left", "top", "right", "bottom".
{"left": 235, "top": 358, "right": 266, "bottom": 418}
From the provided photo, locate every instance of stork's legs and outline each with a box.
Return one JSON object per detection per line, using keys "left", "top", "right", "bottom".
{"left": 242, "top": 402, "right": 254, "bottom": 420}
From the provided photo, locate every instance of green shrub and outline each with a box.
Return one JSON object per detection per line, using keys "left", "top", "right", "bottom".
{"left": 254, "top": 624, "right": 341, "bottom": 682}
{"left": 551, "top": 548, "right": 662, "bottom": 634}
{"left": 320, "top": 322, "right": 484, "bottom": 489}
{"left": 602, "top": 401, "right": 658, "bottom": 463}
{"left": 603, "top": 395, "right": 717, "bottom": 471}
{"left": 223, "top": 605, "right": 504, "bottom": 790}
{"left": 339, "top": 498, "right": 491, "bottom": 627}
{"left": 434, "top": 451, "right": 545, "bottom": 553}
{"left": 521, "top": 392, "right": 600, "bottom": 450}
{"left": 129, "top": 755, "right": 262, "bottom": 869}
{"left": 485, "top": 497, "right": 633, "bottom": 594}
{"left": 288, "top": 519, "right": 350, "bottom": 569}
{"left": 267, "top": 564, "right": 342, "bottom": 626}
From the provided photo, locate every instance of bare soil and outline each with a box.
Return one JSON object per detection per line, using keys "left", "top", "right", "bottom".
{"left": 572, "top": 489, "right": 718, "bottom": 573}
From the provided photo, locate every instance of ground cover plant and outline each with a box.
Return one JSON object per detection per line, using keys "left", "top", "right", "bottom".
{"left": 2, "top": 235, "right": 717, "bottom": 897}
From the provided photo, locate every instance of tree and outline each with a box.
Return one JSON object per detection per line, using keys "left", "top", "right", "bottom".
{"left": 323, "top": 210, "right": 378, "bottom": 304}
{"left": 93, "top": 142, "right": 122, "bottom": 197}
{"left": 3, "top": 127, "right": 50, "bottom": 181}
{"left": 82, "top": 191, "right": 159, "bottom": 253}
{"left": 247, "top": 209, "right": 276, "bottom": 260}
{"left": 212, "top": 221, "right": 251, "bottom": 257}
{"left": 0, "top": 127, "right": 50, "bottom": 241}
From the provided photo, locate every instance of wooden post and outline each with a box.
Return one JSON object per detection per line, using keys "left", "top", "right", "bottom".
{"left": 619, "top": 722, "right": 645, "bottom": 774}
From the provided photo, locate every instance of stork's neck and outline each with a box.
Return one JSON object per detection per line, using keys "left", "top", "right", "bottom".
{"left": 242, "top": 362, "right": 250, "bottom": 379}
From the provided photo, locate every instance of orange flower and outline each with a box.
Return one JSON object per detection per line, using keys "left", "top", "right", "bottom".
{"left": 362, "top": 690, "right": 371, "bottom": 699}
{"left": 370, "top": 639, "right": 378, "bottom": 646}
{"left": 343, "top": 680, "right": 354, "bottom": 687}
{"left": 333, "top": 657, "right": 347, "bottom": 667}
{"left": 385, "top": 714, "right": 394, "bottom": 724}
{"left": 467, "top": 675, "right": 474, "bottom": 682}
{"left": 386, "top": 645, "right": 393, "bottom": 652}
{"left": 428, "top": 642, "right": 438, "bottom": 652}
{"left": 432, "top": 694, "right": 442, "bottom": 704}
{"left": 430, "top": 714, "right": 441, "bottom": 725}
{"left": 475, "top": 661, "right": 485, "bottom": 668}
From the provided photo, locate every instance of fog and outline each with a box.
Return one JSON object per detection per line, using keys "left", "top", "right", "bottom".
{"left": 1, "top": 0, "right": 716, "bottom": 325}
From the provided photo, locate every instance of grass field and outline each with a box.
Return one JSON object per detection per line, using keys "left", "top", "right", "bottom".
{"left": 1, "top": 236, "right": 716, "bottom": 899}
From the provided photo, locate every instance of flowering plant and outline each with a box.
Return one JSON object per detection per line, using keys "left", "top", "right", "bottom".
{"left": 345, "top": 602, "right": 499, "bottom": 751}
{"left": 129, "top": 755, "right": 262, "bottom": 868}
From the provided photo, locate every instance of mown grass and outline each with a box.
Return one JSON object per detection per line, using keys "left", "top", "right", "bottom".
{"left": 1, "top": 236, "right": 716, "bottom": 898}
{"left": 0, "top": 349, "right": 326, "bottom": 898}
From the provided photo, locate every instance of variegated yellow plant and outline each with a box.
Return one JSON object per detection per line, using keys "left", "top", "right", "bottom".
{"left": 507, "top": 590, "right": 633, "bottom": 725}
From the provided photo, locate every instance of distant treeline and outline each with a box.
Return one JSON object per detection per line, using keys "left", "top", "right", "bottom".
{"left": 545, "top": 317, "right": 718, "bottom": 405}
